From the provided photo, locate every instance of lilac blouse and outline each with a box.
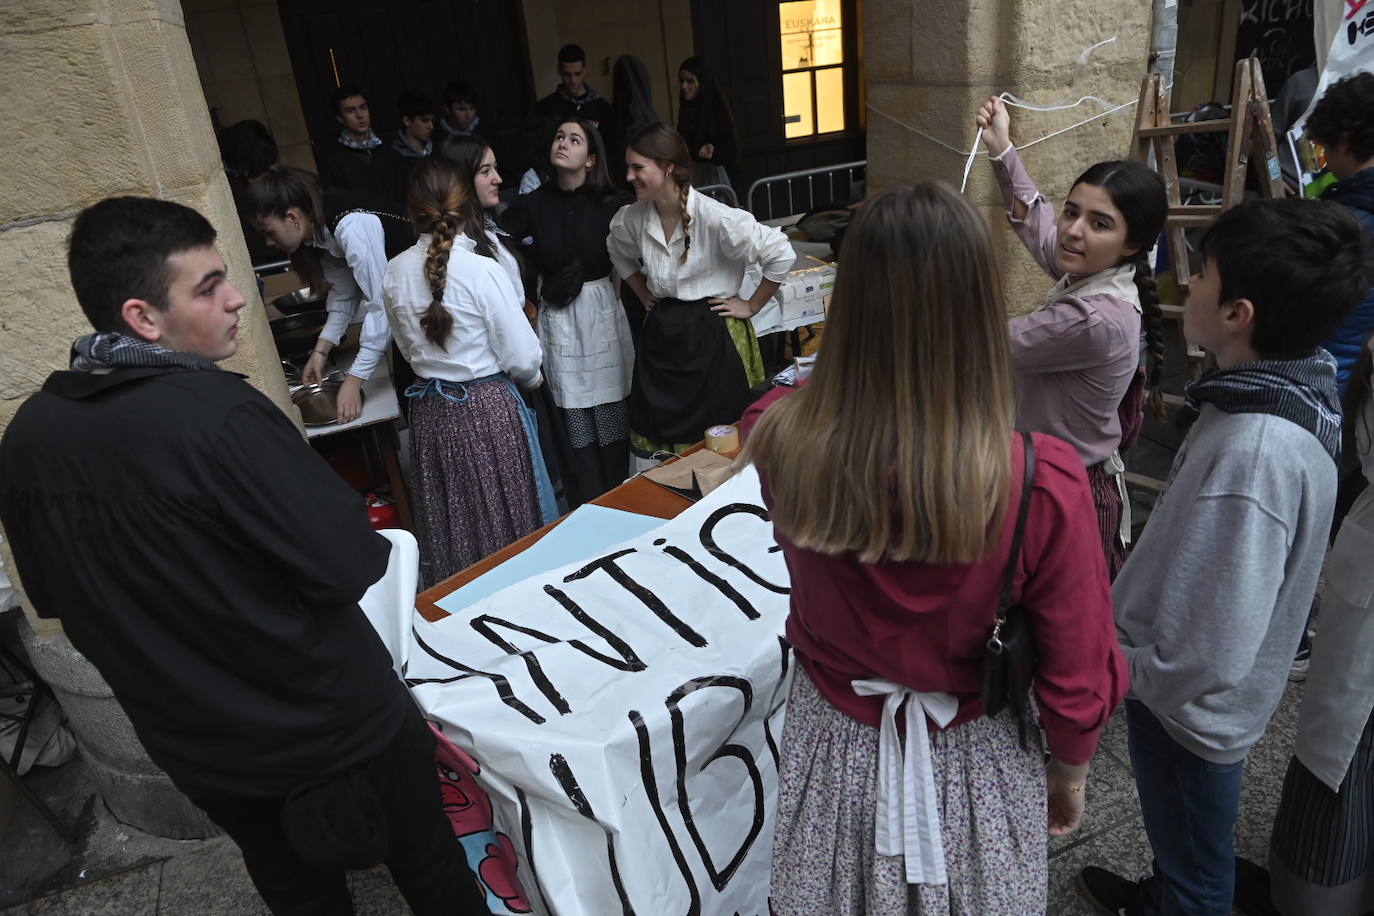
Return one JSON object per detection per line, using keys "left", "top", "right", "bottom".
{"left": 992, "top": 146, "right": 1143, "bottom": 468}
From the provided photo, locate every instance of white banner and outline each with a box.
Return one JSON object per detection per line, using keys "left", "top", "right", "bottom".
{"left": 406, "top": 467, "right": 793, "bottom": 915}
{"left": 1289, "top": 0, "right": 1374, "bottom": 195}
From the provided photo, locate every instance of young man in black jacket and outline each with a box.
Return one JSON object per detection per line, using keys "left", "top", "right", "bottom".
{"left": 320, "top": 85, "right": 404, "bottom": 203}
{"left": 0, "top": 197, "right": 489, "bottom": 916}
{"left": 529, "top": 43, "right": 613, "bottom": 129}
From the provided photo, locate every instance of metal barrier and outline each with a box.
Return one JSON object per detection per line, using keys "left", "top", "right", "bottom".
{"left": 694, "top": 183, "right": 740, "bottom": 208}
{"left": 746, "top": 160, "right": 866, "bottom": 221}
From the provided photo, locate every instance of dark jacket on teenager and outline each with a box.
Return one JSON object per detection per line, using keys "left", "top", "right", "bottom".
{"left": 320, "top": 135, "right": 404, "bottom": 205}
{"left": 1320, "top": 167, "right": 1374, "bottom": 394}
{"left": 0, "top": 364, "right": 410, "bottom": 798}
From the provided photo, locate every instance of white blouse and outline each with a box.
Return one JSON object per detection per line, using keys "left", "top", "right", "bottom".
{"left": 382, "top": 233, "right": 542, "bottom": 388}
{"left": 312, "top": 212, "right": 394, "bottom": 381}
{"left": 606, "top": 188, "right": 794, "bottom": 302}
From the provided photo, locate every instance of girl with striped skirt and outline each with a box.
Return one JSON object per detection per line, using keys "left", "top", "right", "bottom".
{"left": 1267, "top": 344, "right": 1374, "bottom": 914}
{"left": 977, "top": 96, "right": 1168, "bottom": 579}
{"left": 741, "top": 183, "right": 1126, "bottom": 914}
{"left": 383, "top": 158, "right": 556, "bottom": 587}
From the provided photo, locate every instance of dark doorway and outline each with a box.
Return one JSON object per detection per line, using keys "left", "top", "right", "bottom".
{"left": 276, "top": 0, "right": 532, "bottom": 174}
{"left": 689, "top": 0, "right": 865, "bottom": 212}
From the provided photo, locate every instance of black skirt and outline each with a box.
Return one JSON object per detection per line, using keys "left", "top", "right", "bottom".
{"left": 628, "top": 297, "right": 751, "bottom": 445}
{"left": 1270, "top": 706, "right": 1374, "bottom": 893}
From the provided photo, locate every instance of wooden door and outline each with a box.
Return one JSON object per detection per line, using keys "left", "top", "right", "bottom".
{"left": 277, "top": 0, "right": 531, "bottom": 171}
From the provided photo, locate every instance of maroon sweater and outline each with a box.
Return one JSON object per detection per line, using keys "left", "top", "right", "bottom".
{"left": 741, "top": 389, "right": 1126, "bottom": 765}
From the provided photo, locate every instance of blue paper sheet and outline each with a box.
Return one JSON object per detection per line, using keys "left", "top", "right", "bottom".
{"left": 434, "top": 504, "right": 665, "bottom": 615}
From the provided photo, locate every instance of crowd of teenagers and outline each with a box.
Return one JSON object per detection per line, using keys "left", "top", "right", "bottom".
{"left": 2, "top": 45, "right": 1374, "bottom": 916}
{"left": 225, "top": 44, "right": 759, "bottom": 588}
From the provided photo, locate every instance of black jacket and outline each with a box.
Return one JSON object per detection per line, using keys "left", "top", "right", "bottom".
{"left": 319, "top": 140, "right": 405, "bottom": 206}
{"left": 0, "top": 366, "right": 409, "bottom": 797}
{"left": 530, "top": 87, "right": 614, "bottom": 132}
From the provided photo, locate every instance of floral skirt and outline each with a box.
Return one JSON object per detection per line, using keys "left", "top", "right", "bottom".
{"left": 770, "top": 667, "right": 1047, "bottom": 915}
{"left": 409, "top": 378, "right": 543, "bottom": 587}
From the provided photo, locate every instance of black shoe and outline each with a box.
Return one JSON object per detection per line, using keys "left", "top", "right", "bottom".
{"left": 1234, "top": 856, "right": 1281, "bottom": 916}
{"left": 1077, "top": 866, "right": 1140, "bottom": 915}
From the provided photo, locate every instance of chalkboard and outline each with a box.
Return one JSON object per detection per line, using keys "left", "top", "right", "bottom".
{"left": 1235, "top": 0, "right": 1317, "bottom": 94}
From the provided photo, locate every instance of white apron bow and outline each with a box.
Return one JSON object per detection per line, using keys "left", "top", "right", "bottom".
{"left": 851, "top": 679, "right": 959, "bottom": 885}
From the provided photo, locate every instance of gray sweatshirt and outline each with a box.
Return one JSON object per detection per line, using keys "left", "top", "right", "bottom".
{"left": 1113, "top": 405, "right": 1336, "bottom": 763}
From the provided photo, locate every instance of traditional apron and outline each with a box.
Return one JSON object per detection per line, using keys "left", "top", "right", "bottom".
{"left": 628, "top": 297, "right": 752, "bottom": 444}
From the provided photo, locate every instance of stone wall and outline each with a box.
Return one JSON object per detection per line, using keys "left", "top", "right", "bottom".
{"left": 0, "top": 0, "right": 293, "bottom": 549}
{"left": 183, "top": 0, "right": 315, "bottom": 171}
{"left": 864, "top": 0, "right": 1152, "bottom": 312}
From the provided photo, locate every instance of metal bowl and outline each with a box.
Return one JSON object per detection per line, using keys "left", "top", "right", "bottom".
{"left": 291, "top": 380, "right": 365, "bottom": 427}
{"left": 271, "top": 287, "right": 327, "bottom": 316}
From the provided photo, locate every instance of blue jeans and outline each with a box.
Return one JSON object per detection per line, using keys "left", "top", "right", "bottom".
{"left": 1125, "top": 699, "right": 1245, "bottom": 916}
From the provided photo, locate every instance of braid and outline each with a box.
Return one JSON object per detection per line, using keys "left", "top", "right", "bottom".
{"left": 421, "top": 213, "right": 459, "bottom": 348}
{"left": 1132, "top": 251, "right": 1167, "bottom": 421}
{"left": 676, "top": 180, "right": 692, "bottom": 264}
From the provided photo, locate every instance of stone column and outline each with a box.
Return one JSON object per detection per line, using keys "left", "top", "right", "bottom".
{"left": 864, "top": 0, "right": 1152, "bottom": 311}
{"left": 0, "top": 0, "right": 294, "bottom": 838}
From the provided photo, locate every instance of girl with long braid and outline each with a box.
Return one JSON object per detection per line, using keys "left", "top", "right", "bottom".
{"left": 978, "top": 96, "right": 1168, "bottom": 579}
{"left": 607, "top": 122, "right": 794, "bottom": 463}
{"left": 383, "top": 158, "right": 554, "bottom": 587}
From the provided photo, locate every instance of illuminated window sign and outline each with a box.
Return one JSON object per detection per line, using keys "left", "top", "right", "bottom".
{"left": 779, "top": 0, "right": 845, "bottom": 139}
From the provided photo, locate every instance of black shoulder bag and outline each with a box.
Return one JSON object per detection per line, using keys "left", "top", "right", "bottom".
{"left": 981, "top": 431, "right": 1038, "bottom": 750}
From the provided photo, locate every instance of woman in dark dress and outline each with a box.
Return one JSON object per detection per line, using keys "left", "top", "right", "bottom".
{"left": 501, "top": 120, "right": 635, "bottom": 506}
{"left": 676, "top": 56, "right": 739, "bottom": 189}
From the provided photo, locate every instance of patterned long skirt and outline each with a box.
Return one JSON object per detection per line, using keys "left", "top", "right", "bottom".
{"left": 770, "top": 668, "right": 1047, "bottom": 915}
{"left": 409, "top": 378, "right": 543, "bottom": 588}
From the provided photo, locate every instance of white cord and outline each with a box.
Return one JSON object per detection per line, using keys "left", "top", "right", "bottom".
{"left": 960, "top": 126, "right": 986, "bottom": 194}
{"left": 865, "top": 32, "right": 1147, "bottom": 193}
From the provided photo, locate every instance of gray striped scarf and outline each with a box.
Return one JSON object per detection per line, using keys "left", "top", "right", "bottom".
{"left": 1182, "top": 348, "right": 1342, "bottom": 464}
{"left": 70, "top": 332, "right": 219, "bottom": 374}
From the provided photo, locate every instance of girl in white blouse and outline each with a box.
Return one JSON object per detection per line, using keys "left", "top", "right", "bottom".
{"left": 383, "top": 158, "right": 555, "bottom": 586}
{"left": 248, "top": 166, "right": 415, "bottom": 422}
{"left": 607, "top": 123, "right": 794, "bottom": 460}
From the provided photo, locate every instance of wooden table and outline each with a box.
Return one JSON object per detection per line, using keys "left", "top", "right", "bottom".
{"left": 416, "top": 462, "right": 700, "bottom": 622}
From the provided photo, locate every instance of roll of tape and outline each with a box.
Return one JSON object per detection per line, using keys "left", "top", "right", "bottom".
{"left": 705, "top": 424, "right": 740, "bottom": 453}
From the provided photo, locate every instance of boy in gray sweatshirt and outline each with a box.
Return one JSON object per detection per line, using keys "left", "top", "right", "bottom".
{"left": 1078, "top": 198, "right": 1374, "bottom": 916}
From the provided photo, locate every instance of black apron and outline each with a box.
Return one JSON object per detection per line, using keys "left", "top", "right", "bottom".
{"left": 629, "top": 298, "right": 751, "bottom": 444}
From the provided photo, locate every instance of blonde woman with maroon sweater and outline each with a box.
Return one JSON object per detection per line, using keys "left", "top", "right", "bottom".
{"left": 743, "top": 183, "right": 1126, "bottom": 914}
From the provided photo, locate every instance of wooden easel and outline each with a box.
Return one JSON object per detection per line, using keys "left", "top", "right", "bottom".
{"left": 1123, "top": 56, "right": 1285, "bottom": 496}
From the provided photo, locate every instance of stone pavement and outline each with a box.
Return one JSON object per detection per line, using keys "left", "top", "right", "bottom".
{"left": 0, "top": 678, "right": 1306, "bottom": 914}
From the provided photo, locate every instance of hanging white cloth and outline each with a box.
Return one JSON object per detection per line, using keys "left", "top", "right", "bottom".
{"left": 851, "top": 679, "right": 959, "bottom": 885}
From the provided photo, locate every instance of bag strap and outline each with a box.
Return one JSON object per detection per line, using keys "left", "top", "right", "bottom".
{"left": 990, "top": 432, "right": 1037, "bottom": 647}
